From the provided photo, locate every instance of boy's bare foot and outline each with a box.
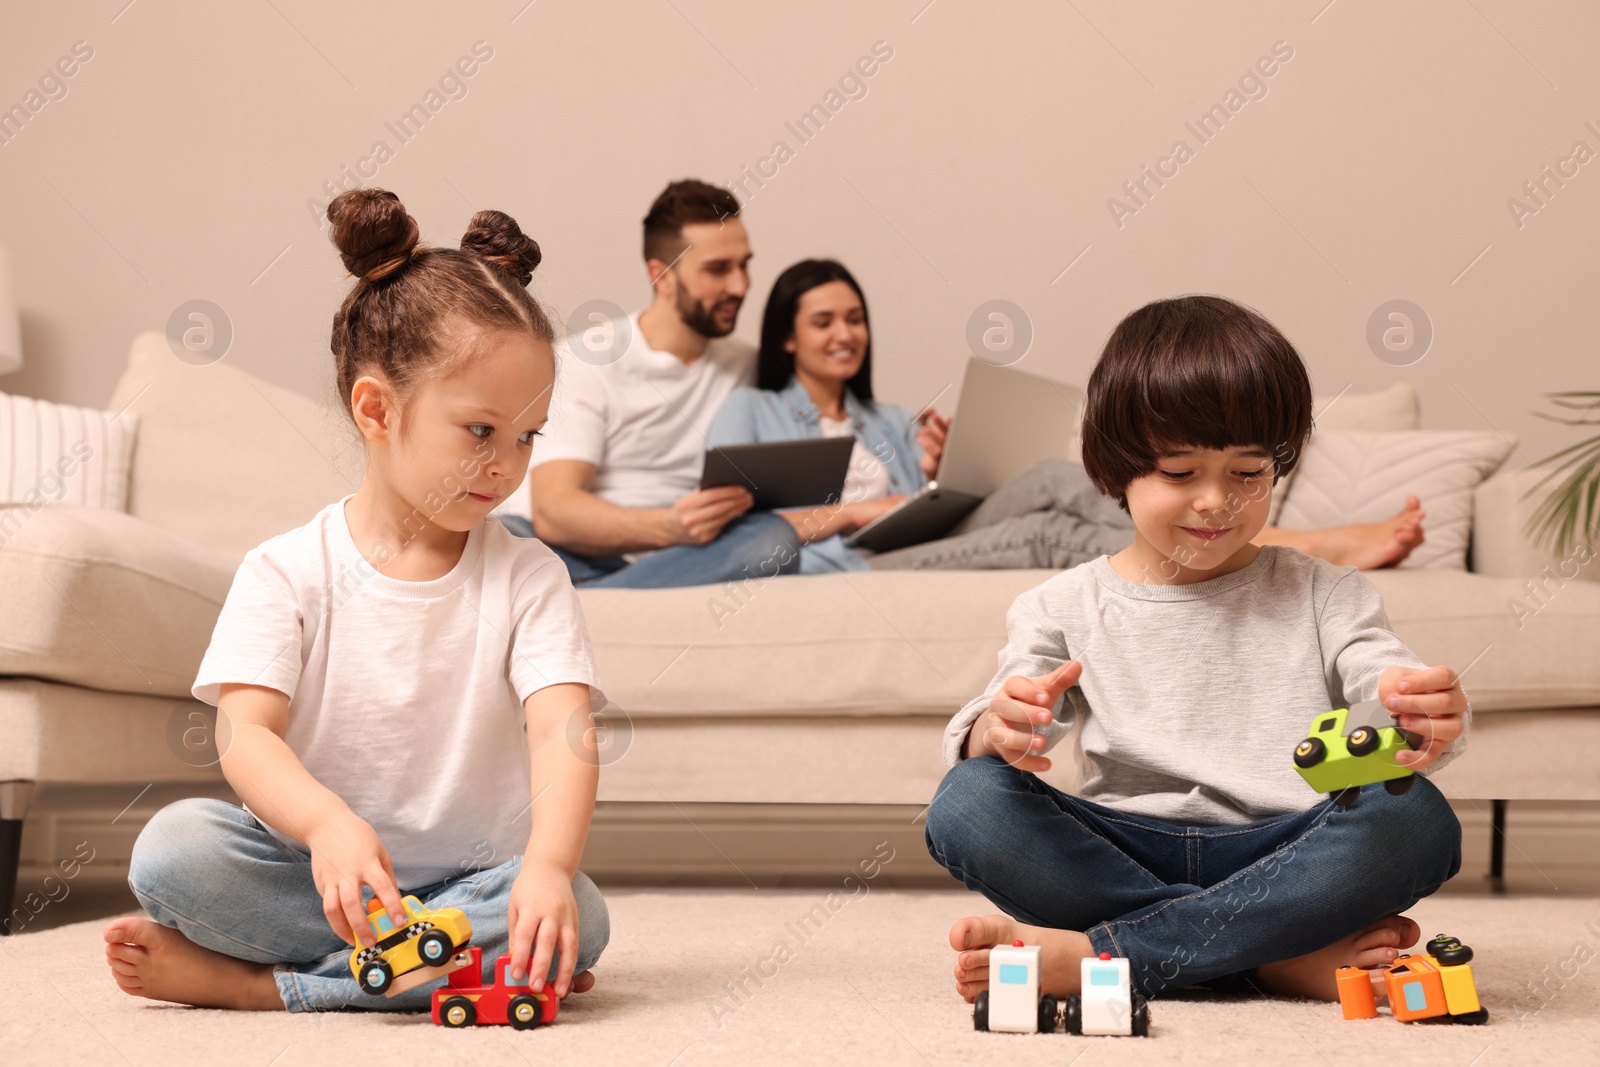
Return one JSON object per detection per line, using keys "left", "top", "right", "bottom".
{"left": 1260, "top": 497, "right": 1426, "bottom": 570}
{"left": 948, "top": 914, "right": 1095, "bottom": 1001}
{"left": 570, "top": 970, "right": 596, "bottom": 994}
{"left": 1255, "top": 914, "right": 1420, "bottom": 1000}
{"left": 103, "top": 917, "right": 283, "bottom": 1010}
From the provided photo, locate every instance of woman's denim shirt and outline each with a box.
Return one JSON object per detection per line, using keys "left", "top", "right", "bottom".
{"left": 708, "top": 376, "right": 927, "bottom": 573}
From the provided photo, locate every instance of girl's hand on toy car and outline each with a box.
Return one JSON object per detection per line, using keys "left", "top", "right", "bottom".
{"left": 508, "top": 859, "right": 580, "bottom": 996}
{"left": 969, "top": 661, "right": 1082, "bottom": 771}
{"left": 1379, "top": 665, "right": 1466, "bottom": 770}
{"left": 306, "top": 809, "right": 406, "bottom": 947}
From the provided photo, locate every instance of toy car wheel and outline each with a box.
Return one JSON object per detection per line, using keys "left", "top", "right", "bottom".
{"left": 1426, "top": 934, "right": 1461, "bottom": 956}
{"left": 508, "top": 994, "right": 544, "bottom": 1030}
{"left": 1384, "top": 775, "right": 1415, "bottom": 796}
{"left": 1330, "top": 787, "right": 1361, "bottom": 807}
{"left": 972, "top": 990, "right": 989, "bottom": 1032}
{"left": 1293, "top": 737, "right": 1326, "bottom": 768}
{"left": 1037, "top": 994, "right": 1058, "bottom": 1033}
{"left": 1346, "top": 725, "right": 1380, "bottom": 757}
{"left": 359, "top": 959, "right": 393, "bottom": 995}
{"left": 417, "top": 929, "right": 453, "bottom": 966}
{"left": 1063, "top": 993, "right": 1082, "bottom": 1035}
{"left": 1452, "top": 1007, "right": 1489, "bottom": 1025}
{"left": 1131, "top": 994, "right": 1151, "bottom": 1037}
{"left": 439, "top": 996, "right": 475, "bottom": 1028}
{"left": 1436, "top": 943, "right": 1475, "bottom": 966}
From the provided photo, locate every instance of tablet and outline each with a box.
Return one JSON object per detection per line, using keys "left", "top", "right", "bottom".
{"left": 700, "top": 438, "right": 855, "bottom": 510}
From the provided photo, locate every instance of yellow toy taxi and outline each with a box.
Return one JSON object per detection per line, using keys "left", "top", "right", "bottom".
{"left": 349, "top": 895, "right": 473, "bottom": 995}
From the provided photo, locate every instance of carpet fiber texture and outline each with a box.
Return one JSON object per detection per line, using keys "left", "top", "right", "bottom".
{"left": 2, "top": 888, "right": 1596, "bottom": 1066}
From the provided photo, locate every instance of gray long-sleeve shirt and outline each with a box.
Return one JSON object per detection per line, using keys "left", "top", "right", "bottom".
{"left": 942, "top": 546, "right": 1469, "bottom": 825}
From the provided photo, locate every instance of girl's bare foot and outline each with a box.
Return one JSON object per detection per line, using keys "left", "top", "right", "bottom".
{"left": 103, "top": 917, "right": 283, "bottom": 1010}
{"left": 1259, "top": 496, "right": 1426, "bottom": 570}
{"left": 1256, "top": 914, "right": 1420, "bottom": 1000}
{"left": 948, "top": 914, "right": 1095, "bottom": 1002}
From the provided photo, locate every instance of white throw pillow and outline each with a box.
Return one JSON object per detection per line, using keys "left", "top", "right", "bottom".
{"left": 1266, "top": 382, "right": 1422, "bottom": 526}
{"left": 0, "top": 392, "right": 139, "bottom": 511}
{"left": 1276, "top": 430, "right": 1515, "bottom": 570}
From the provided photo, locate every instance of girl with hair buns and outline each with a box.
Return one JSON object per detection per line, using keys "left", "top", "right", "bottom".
{"left": 103, "top": 188, "right": 610, "bottom": 1014}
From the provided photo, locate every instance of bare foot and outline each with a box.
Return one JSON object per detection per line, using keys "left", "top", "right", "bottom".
{"left": 1315, "top": 496, "right": 1427, "bottom": 570}
{"left": 103, "top": 917, "right": 283, "bottom": 1010}
{"left": 1255, "top": 914, "right": 1421, "bottom": 1000}
{"left": 948, "top": 914, "right": 1095, "bottom": 1002}
{"left": 569, "top": 969, "right": 596, "bottom": 995}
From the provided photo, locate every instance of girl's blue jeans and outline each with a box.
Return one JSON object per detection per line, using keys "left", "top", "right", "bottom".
{"left": 126, "top": 798, "right": 609, "bottom": 1013}
{"left": 924, "top": 756, "right": 1462, "bottom": 997}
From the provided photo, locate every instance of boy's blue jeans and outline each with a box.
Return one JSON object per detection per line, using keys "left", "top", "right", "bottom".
{"left": 127, "top": 799, "right": 609, "bottom": 1013}
{"left": 924, "top": 756, "right": 1462, "bottom": 998}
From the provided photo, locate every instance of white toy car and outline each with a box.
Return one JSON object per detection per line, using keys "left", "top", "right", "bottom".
{"left": 973, "top": 940, "right": 1059, "bottom": 1033}
{"left": 1064, "top": 952, "right": 1151, "bottom": 1036}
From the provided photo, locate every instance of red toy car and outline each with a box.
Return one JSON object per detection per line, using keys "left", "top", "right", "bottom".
{"left": 431, "top": 946, "right": 559, "bottom": 1030}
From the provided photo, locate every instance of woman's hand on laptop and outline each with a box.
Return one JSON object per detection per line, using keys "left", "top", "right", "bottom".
{"left": 669, "top": 485, "right": 754, "bottom": 545}
{"left": 917, "top": 410, "right": 951, "bottom": 479}
{"left": 964, "top": 661, "right": 1082, "bottom": 770}
{"left": 1378, "top": 664, "right": 1466, "bottom": 770}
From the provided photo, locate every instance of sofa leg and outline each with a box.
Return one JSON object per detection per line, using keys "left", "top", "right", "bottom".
{"left": 0, "top": 782, "right": 38, "bottom": 936}
{"left": 1488, "top": 798, "right": 1507, "bottom": 892}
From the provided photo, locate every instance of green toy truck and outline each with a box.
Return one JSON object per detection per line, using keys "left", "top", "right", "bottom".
{"left": 1292, "top": 699, "right": 1422, "bottom": 806}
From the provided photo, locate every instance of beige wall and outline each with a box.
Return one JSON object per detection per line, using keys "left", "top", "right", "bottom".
{"left": 2, "top": 0, "right": 1596, "bottom": 468}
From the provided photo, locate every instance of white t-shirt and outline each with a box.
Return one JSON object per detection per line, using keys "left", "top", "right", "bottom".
{"left": 515, "top": 311, "right": 756, "bottom": 514}
{"left": 819, "top": 414, "right": 891, "bottom": 503}
{"left": 193, "top": 495, "right": 601, "bottom": 888}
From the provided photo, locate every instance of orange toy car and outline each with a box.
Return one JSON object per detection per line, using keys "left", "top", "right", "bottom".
{"left": 1336, "top": 934, "right": 1487, "bottom": 1025}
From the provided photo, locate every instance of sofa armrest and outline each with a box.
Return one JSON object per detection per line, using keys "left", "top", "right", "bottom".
{"left": 1471, "top": 466, "right": 1598, "bottom": 581}
{"left": 0, "top": 505, "right": 237, "bottom": 699}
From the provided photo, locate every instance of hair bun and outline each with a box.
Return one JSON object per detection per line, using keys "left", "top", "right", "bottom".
{"left": 461, "top": 209, "right": 541, "bottom": 286}
{"left": 327, "top": 188, "right": 419, "bottom": 282}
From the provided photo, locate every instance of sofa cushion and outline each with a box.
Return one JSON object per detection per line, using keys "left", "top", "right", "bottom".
{"left": 0, "top": 677, "right": 226, "bottom": 783}
{"left": 582, "top": 566, "right": 1600, "bottom": 726}
{"left": 0, "top": 504, "right": 234, "bottom": 699}
{"left": 107, "top": 331, "right": 361, "bottom": 562}
{"left": 580, "top": 570, "right": 1059, "bottom": 719}
{"left": 1279, "top": 431, "right": 1516, "bottom": 570}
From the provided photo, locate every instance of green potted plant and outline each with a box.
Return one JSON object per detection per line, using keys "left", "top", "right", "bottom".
{"left": 1525, "top": 391, "right": 1600, "bottom": 557}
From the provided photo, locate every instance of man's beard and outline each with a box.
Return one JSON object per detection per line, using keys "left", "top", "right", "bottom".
{"left": 674, "top": 281, "right": 740, "bottom": 339}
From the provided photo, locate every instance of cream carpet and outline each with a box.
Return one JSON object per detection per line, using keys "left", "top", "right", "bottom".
{"left": 2, "top": 888, "right": 1596, "bottom": 1066}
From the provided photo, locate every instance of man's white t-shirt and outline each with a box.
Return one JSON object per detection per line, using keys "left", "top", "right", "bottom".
{"left": 193, "top": 496, "right": 601, "bottom": 888}
{"left": 513, "top": 311, "right": 756, "bottom": 515}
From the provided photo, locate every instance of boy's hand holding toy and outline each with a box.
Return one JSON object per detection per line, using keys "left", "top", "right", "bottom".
{"left": 1378, "top": 665, "right": 1466, "bottom": 771}
{"left": 966, "top": 661, "right": 1082, "bottom": 771}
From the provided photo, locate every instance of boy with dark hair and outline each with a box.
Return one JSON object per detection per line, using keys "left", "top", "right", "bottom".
{"left": 925, "top": 295, "right": 1469, "bottom": 1003}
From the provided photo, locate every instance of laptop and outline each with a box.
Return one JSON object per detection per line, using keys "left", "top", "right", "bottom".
{"left": 845, "top": 359, "right": 1083, "bottom": 553}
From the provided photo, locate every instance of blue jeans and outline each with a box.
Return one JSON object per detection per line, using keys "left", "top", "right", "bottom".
{"left": 127, "top": 799, "right": 609, "bottom": 1013}
{"left": 924, "top": 757, "right": 1461, "bottom": 997}
{"left": 498, "top": 511, "right": 801, "bottom": 589}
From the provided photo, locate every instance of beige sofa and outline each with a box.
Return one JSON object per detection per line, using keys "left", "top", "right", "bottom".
{"left": 4, "top": 332, "right": 1599, "bottom": 919}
